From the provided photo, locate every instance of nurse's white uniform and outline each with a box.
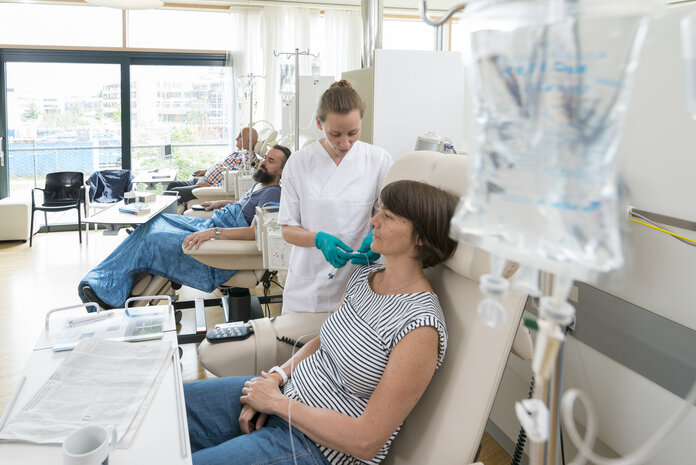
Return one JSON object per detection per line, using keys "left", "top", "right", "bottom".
{"left": 278, "top": 140, "right": 393, "bottom": 314}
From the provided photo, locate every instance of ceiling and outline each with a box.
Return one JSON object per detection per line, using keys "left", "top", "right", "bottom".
{"left": 161, "top": 0, "right": 463, "bottom": 14}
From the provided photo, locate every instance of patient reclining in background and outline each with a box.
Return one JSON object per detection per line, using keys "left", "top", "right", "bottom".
{"left": 78, "top": 145, "right": 290, "bottom": 309}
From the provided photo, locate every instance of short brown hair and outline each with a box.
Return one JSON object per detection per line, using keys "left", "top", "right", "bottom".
{"left": 380, "top": 180, "right": 459, "bottom": 268}
{"left": 316, "top": 80, "right": 366, "bottom": 122}
{"left": 271, "top": 144, "right": 291, "bottom": 167}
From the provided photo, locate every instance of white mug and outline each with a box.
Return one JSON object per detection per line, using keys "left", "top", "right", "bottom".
{"left": 63, "top": 425, "right": 117, "bottom": 465}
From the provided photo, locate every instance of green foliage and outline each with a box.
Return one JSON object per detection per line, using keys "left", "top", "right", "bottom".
{"left": 171, "top": 127, "right": 194, "bottom": 143}
{"left": 21, "top": 103, "right": 39, "bottom": 121}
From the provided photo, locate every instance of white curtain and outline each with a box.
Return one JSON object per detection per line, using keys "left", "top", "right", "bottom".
{"left": 226, "top": 6, "right": 363, "bottom": 138}
{"left": 226, "top": 8, "right": 263, "bottom": 143}
{"left": 260, "top": 6, "right": 316, "bottom": 129}
{"left": 314, "top": 9, "right": 362, "bottom": 82}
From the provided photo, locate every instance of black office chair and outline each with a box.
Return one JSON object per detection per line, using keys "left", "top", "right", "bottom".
{"left": 30, "top": 171, "right": 86, "bottom": 247}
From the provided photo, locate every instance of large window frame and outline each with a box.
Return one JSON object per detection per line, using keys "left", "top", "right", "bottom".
{"left": 0, "top": 48, "right": 228, "bottom": 198}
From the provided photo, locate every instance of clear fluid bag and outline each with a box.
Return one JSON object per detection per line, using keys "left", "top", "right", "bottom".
{"left": 451, "top": 0, "right": 656, "bottom": 281}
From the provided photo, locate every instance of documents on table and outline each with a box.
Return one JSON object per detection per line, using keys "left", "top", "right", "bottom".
{"left": 0, "top": 338, "right": 174, "bottom": 448}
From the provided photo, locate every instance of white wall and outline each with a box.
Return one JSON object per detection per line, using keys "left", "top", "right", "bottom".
{"left": 601, "top": 2, "right": 696, "bottom": 330}
{"left": 344, "top": 49, "right": 467, "bottom": 159}
{"left": 373, "top": 49, "right": 466, "bottom": 158}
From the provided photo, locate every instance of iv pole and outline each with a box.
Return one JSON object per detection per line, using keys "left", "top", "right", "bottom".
{"left": 273, "top": 48, "right": 320, "bottom": 151}
{"left": 239, "top": 73, "right": 265, "bottom": 159}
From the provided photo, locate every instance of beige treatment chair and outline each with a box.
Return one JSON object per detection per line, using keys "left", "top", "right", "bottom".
{"left": 190, "top": 151, "right": 533, "bottom": 464}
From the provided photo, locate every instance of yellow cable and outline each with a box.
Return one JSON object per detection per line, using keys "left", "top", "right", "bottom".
{"left": 629, "top": 217, "right": 696, "bottom": 245}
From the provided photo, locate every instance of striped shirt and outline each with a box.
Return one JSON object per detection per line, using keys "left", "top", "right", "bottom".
{"left": 203, "top": 151, "right": 253, "bottom": 185}
{"left": 283, "top": 264, "right": 448, "bottom": 465}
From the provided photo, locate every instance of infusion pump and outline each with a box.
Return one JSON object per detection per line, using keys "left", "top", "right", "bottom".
{"left": 220, "top": 167, "right": 255, "bottom": 199}
{"left": 254, "top": 206, "right": 292, "bottom": 271}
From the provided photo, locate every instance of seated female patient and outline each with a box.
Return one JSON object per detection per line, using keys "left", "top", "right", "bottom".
{"left": 184, "top": 180, "right": 459, "bottom": 465}
{"left": 78, "top": 145, "right": 291, "bottom": 310}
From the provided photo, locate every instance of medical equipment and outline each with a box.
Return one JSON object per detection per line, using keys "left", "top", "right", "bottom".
{"left": 417, "top": 1, "right": 683, "bottom": 464}
{"left": 238, "top": 74, "right": 265, "bottom": 159}
{"left": 274, "top": 49, "right": 320, "bottom": 151}
{"left": 254, "top": 205, "right": 291, "bottom": 271}
{"left": 414, "top": 131, "right": 457, "bottom": 154}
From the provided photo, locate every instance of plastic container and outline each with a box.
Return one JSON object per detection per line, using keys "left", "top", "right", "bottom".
{"left": 450, "top": 0, "right": 657, "bottom": 281}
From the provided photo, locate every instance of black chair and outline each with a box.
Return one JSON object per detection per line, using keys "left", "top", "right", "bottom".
{"left": 30, "top": 171, "right": 86, "bottom": 247}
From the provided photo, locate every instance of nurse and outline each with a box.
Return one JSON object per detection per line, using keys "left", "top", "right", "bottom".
{"left": 279, "top": 80, "right": 393, "bottom": 313}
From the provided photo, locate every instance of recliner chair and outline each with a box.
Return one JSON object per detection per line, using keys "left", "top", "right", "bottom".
{"left": 186, "top": 150, "right": 532, "bottom": 464}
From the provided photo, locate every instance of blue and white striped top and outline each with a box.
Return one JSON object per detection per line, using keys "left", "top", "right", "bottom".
{"left": 283, "top": 264, "right": 448, "bottom": 465}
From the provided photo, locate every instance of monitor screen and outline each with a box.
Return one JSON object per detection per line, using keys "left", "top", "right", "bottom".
{"left": 415, "top": 137, "right": 440, "bottom": 152}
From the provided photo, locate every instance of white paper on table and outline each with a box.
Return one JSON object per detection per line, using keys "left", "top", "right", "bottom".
{"left": 0, "top": 338, "right": 174, "bottom": 447}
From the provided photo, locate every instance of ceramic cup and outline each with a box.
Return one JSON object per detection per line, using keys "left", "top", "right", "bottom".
{"left": 63, "top": 425, "right": 117, "bottom": 465}
{"left": 123, "top": 191, "right": 135, "bottom": 205}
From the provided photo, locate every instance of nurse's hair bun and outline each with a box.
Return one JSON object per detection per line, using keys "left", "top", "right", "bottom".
{"left": 330, "top": 80, "right": 353, "bottom": 89}
{"left": 317, "top": 80, "right": 365, "bottom": 121}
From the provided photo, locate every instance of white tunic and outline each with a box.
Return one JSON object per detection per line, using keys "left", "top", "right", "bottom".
{"left": 278, "top": 140, "right": 393, "bottom": 313}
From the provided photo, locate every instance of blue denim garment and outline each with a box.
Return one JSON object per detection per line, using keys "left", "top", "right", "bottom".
{"left": 185, "top": 376, "right": 330, "bottom": 465}
{"left": 77, "top": 203, "right": 247, "bottom": 308}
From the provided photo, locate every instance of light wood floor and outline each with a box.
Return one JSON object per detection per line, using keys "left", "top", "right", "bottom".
{"left": 0, "top": 229, "right": 512, "bottom": 465}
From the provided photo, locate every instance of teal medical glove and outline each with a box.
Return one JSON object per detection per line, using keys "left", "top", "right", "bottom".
{"left": 314, "top": 232, "right": 354, "bottom": 268}
{"left": 351, "top": 230, "right": 380, "bottom": 265}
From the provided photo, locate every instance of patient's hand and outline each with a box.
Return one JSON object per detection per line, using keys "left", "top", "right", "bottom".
{"left": 195, "top": 180, "right": 213, "bottom": 188}
{"left": 183, "top": 229, "right": 216, "bottom": 250}
{"left": 240, "top": 372, "right": 286, "bottom": 416}
{"left": 200, "top": 200, "right": 229, "bottom": 210}
{"left": 239, "top": 403, "right": 268, "bottom": 434}
{"left": 192, "top": 169, "right": 206, "bottom": 177}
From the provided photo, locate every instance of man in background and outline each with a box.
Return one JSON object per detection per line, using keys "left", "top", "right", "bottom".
{"left": 166, "top": 127, "right": 259, "bottom": 204}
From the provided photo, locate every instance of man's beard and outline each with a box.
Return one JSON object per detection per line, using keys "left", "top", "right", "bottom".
{"left": 252, "top": 166, "right": 274, "bottom": 184}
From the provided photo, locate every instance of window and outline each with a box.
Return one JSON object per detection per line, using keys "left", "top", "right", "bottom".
{"left": 127, "top": 9, "right": 234, "bottom": 50}
{"left": 6, "top": 62, "right": 122, "bottom": 200}
{"left": 0, "top": 4, "right": 122, "bottom": 48}
{"left": 383, "top": 18, "right": 436, "bottom": 51}
{"left": 130, "top": 65, "right": 234, "bottom": 182}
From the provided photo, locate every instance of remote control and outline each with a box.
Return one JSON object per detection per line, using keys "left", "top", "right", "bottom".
{"left": 206, "top": 323, "right": 254, "bottom": 343}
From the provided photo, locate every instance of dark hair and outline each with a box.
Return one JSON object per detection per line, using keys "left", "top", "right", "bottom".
{"left": 380, "top": 180, "right": 459, "bottom": 268}
{"left": 316, "top": 80, "right": 366, "bottom": 122}
{"left": 271, "top": 144, "right": 292, "bottom": 167}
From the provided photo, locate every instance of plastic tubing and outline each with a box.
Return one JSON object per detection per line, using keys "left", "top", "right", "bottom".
{"left": 561, "top": 379, "right": 696, "bottom": 465}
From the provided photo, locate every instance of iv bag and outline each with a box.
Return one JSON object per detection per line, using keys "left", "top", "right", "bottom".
{"left": 451, "top": 0, "right": 656, "bottom": 281}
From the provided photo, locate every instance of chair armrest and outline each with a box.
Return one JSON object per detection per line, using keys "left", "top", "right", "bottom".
{"left": 182, "top": 238, "right": 263, "bottom": 270}
{"left": 192, "top": 186, "right": 236, "bottom": 202}
{"left": 31, "top": 187, "right": 46, "bottom": 206}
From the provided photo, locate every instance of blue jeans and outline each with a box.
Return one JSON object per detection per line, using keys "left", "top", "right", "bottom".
{"left": 184, "top": 377, "right": 330, "bottom": 465}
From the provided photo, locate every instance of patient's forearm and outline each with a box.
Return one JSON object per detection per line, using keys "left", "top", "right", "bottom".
{"left": 220, "top": 225, "right": 254, "bottom": 241}
{"left": 281, "top": 225, "right": 316, "bottom": 248}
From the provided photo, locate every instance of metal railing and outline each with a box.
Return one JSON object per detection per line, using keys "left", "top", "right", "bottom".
{"left": 9, "top": 141, "right": 230, "bottom": 187}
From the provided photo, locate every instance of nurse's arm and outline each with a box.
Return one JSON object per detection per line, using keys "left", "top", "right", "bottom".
{"left": 281, "top": 224, "right": 317, "bottom": 248}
